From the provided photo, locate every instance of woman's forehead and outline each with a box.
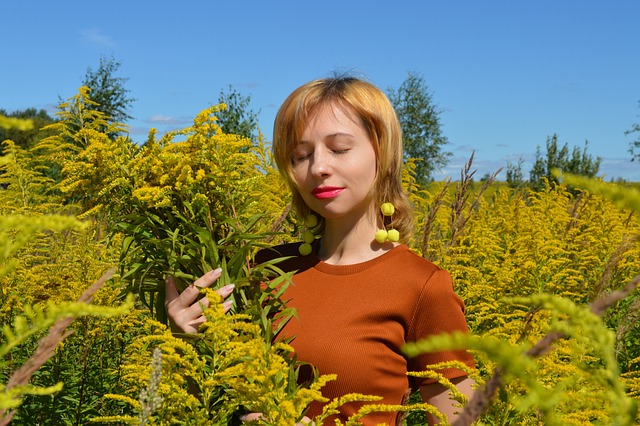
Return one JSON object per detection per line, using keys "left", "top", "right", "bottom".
{"left": 302, "top": 102, "right": 362, "bottom": 133}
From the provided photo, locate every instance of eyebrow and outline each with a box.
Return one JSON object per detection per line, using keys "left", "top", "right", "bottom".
{"left": 298, "top": 132, "right": 356, "bottom": 144}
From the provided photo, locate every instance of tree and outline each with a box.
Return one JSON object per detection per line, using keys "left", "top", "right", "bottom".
{"left": 216, "top": 85, "right": 260, "bottom": 142}
{"left": 387, "top": 71, "right": 450, "bottom": 184}
{"left": 0, "top": 108, "right": 57, "bottom": 154}
{"left": 505, "top": 157, "right": 525, "bottom": 189}
{"left": 82, "top": 55, "right": 135, "bottom": 133}
{"left": 529, "top": 134, "right": 601, "bottom": 191}
{"left": 626, "top": 101, "right": 640, "bottom": 162}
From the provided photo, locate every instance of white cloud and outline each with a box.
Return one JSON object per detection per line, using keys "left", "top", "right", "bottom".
{"left": 148, "top": 115, "right": 175, "bottom": 123}
{"left": 146, "top": 115, "right": 191, "bottom": 126}
{"left": 80, "top": 28, "right": 115, "bottom": 47}
{"left": 455, "top": 144, "right": 477, "bottom": 153}
{"left": 599, "top": 157, "right": 638, "bottom": 182}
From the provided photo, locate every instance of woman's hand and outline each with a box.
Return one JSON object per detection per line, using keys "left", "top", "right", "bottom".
{"left": 165, "top": 268, "right": 235, "bottom": 334}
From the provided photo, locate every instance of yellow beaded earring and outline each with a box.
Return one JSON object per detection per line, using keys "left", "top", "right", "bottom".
{"left": 375, "top": 202, "right": 400, "bottom": 243}
{"left": 299, "top": 214, "right": 318, "bottom": 256}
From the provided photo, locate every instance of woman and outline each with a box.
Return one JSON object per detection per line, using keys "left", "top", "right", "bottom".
{"left": 165, "top": 76, "right": 475, "bottom": 425}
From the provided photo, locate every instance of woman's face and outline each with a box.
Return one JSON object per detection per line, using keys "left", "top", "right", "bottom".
{"left": 292, "top": 102, "right": 377, "bottom": 223}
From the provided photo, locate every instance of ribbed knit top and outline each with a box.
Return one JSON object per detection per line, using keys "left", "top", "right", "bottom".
{"left": 256, "top": 242, "right": 474, "bottom": 425}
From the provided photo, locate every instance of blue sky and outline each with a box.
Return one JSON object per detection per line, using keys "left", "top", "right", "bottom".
{"left": 2, "top": 0, "right": 639, "bottom": 181}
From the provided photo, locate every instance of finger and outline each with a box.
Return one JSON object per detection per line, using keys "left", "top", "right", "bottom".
{"left": 193, "top": 268, "right": 223, "bottom": 289}
{"left": 219, "top": 285, "right": 235, "bottom": 313}
{"left": 186, "top": 296, "right": 210, "bottom": 317}
{"left": 240, "top": 413, "right": 263, "bottom": 422}
{"left": 186, "top": 285, "right": 234, "bottom": 316}
{"left": 188, "top": 314, "right": 208, "bottom": 331}
{"left": 216, "top": 283, "right": 235, "bottom": 300}
{"left": 176, "top": 269, "right": 223, "bottom": 307}
{"left": 176, "top": 285, "right": 206, "bottom": 307}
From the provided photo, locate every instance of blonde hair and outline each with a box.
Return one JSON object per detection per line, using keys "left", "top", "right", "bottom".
{"left": 273, "top": 76, "right": 414, "bottom": 242}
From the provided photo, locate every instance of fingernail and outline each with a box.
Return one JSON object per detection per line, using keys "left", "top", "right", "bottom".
{"left": 211, "top": 268, "right": 222, "bottom": 277}
{"left": 223, "top": 300, "right": 233, "bottom": 311}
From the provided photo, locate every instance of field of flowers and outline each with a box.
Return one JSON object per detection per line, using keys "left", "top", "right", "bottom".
{"left": 1, "top": 88, "right": 639, "bottom": 425}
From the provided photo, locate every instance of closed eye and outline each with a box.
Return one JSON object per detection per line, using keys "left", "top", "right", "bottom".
{"left": 292, "top": 152, "right": 312, "bottom": 163}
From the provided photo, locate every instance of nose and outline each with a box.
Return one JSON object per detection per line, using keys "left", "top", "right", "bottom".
{"left": 309, "top": 150, "right": 331, "bottom": 177}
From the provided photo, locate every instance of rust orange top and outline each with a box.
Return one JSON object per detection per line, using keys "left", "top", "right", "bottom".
{"left": 256, "top": 243, "right": 474, "bottom": 425}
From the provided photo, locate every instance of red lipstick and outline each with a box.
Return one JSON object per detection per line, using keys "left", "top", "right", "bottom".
{"left": 312, "top": 186, "right": 344, "bottom": 199}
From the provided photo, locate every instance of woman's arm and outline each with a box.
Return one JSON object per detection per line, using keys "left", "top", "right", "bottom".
{"left": 420, "top": 376, "right": 475, "bottom": 425}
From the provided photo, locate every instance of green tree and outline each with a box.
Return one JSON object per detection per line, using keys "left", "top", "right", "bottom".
{"left": 626, "top": 101, "right": 640, "bottom": 162}
{"left": 82, "top": 55, "right": 135, "bottom": 135}
{"left": 0, "top": 108, "right": 57, "bottom": 154}
{"left": 215, "top": 85, "right": 260, "bottom": 142}
{"left": 529, "top": 134, "right": 601, "bottom": 191}
{"left": 387, "top": 71, "right": 450, "bottom": 184}
{"left": 506, "top": 158, "right": 525, "bottom": 189}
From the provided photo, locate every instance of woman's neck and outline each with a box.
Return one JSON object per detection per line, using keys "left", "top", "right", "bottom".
{"left": 318, "top": 209, "right": 395, "bottom": 265}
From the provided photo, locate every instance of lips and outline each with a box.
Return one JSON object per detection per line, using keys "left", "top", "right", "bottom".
{"left": 312, "top": 186, "right": 344, "bottom": 199}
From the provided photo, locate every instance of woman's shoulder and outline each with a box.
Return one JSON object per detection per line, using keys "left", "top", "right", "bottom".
{"left": 381, "top": 245, "right": 457, "bottom": 296}
{"left": 388, "top": 244, "right": 442, "bottom": 274}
